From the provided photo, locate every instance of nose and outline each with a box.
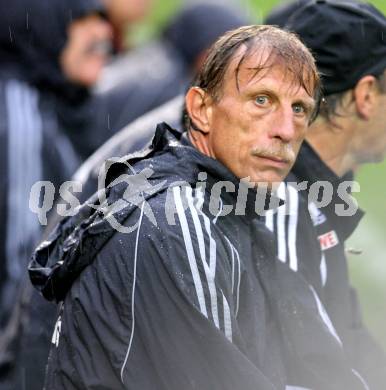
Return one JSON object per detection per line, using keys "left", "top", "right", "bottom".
{"left": 270, "top": 106, "right": 297, "bottom": 143}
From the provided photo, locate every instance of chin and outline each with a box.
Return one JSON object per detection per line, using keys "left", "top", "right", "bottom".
{"left": 251, "top": 179, "right": 284, "bottom": 193}
{"left": 376, "top": 151, "right": 386, "bottom": 163}
{"left": 253, "top": 174, "right": 286, "bottom": 188}
{"left": 365, "top": 153, "right": 384, "bottom": 164}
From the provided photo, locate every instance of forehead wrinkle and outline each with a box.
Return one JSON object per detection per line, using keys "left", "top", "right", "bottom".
{"left": 234, "top": 44, "right": 305, "bottom": 95}
{"left": 224, "top": 41, "right": 270, "bottom": 95}
{"left": 237, "top": 62, "right": 315, "bottom": 103}
{"left": 254, "top": 42, "right": 317, "bottom": 98}
{"left": 228, "top": 44, "right": 274, "bottom": 95}
{"left": 216, "top": 44, "right": 249, "bottom": 97}
{"left": 213, "top": 32, "right": 318, "bottom": 102}
{"left": 232, "top": 44, "right": 251, "bottom": 94}
{"left": 241, "top": 67, "right": 270, "bottom": 90}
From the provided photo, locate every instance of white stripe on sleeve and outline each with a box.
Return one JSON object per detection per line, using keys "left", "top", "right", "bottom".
{"left": 224, "top": 236, "right": 241, "bottom": 317}
{"left": 320, "top": 253, "right": 327, "bottom": 287}
{"left": 287, "top": 185, "right": 299, "bottom": 272}
{"left": 265, "top": 209, "right": 274, "bottom": 232}
{"left": 173, "top": 186, "right": 208, "bottom": 318}
{"left": 185, "top": 186, "right": 219, "bottom": 328}
{"left": 276, "top": 182, "right": 287, "bottom": 263}
{"left": 310, "top": 285, "right": 342, "bottom": 346}
{"left": 222, "top": 292, "right": 232, "bottom": 342}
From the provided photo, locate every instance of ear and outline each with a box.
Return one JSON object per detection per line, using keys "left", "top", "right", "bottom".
{"left": 353, "top": 75, "right": 379, "bottom": 120}
{"left": 185, "top": 87, "right": 213, "bottom": 134}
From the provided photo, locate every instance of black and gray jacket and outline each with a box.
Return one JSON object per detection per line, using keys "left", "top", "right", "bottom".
{"left": 264, "top": 141, "right": 386, "bottom": 389}
{"left": 31, "top": 123, "right": 367, "bottom": 390}
{"left": 0, "top": 74, "right": 80, "bottom": 390}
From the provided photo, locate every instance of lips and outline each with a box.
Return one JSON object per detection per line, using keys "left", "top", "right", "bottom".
{"left": 261, "top": 154, "right": 288, "bottom": 163}
{"left": 254, "top": 153, "right": 292, "bottom": 168}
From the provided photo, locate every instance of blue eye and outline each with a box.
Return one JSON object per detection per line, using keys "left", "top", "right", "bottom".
{"left": 292, "top": 104, "right": 305, "bottom": 114}
{"left": 255, "top": 96, "right": 269, "bottom": 106}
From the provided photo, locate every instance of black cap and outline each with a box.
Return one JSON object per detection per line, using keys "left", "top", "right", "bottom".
{"left": 285, "top": 0, "right": 386, "bottom": 95}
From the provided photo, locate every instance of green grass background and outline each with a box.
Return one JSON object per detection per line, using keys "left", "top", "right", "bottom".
{"left": 132, "top": 0, "right": 386, "bottom": 348}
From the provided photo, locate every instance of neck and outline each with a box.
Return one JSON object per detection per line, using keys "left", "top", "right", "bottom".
{"left": 112, "top": 24, "right": 126, "bottom": 53}
{"left": 188, "top": 130, "right": 214, "bottom": 158}
{"left": 306, "top": 117, "right": 357, "bottom": 177}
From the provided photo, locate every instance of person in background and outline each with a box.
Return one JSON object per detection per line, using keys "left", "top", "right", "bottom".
{"left": 264, "top": 1, "right": 386, "bottom": 388}
{"left": 94, "top": 3, "right": 247, "bottom": 134}
{"left": 264, "top": 0, "right": 310, "bottom": 26}
{"left": 101, "top": 0, "right": 153, "bottom": 53}
{"left": 66, "top": 2, "right": 248, "bottom": 202}
{"left": 0, "top": 0, "right": 112, "bottom": 388}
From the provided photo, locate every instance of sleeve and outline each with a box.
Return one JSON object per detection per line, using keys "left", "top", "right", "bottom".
{"left": 0, "top": 113, "right": 7, "bottom": 309}
{"left": 44, "top": 194, "right": 278, "bottom": 390}
{"left": 0, "top": 80, "right": 49, "bottom": 386}
{"left": 0, "top": 80, "right": 44, "bottom": 321}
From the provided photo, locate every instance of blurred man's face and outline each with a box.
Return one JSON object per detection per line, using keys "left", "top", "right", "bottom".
{"left": 103, "top": 0, "right": 152, "bottom": 29}
{"left": 203, "top": 50, "right": 316, "bottom": 186}
{"left": 357, "top": 89, "right": 386, "bottom": 164}
{"left": 60, "top": 14, "right": 112, "bottom": 87}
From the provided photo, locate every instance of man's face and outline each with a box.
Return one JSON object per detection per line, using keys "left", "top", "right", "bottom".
{"left": 103, "top": 0, "right": 152, "bottom": 28}
{"left": 204, "top": 51, "right": 316, "bottom": 185}
{"left": 60, "top": 14, "right": 112, "bottom": 87}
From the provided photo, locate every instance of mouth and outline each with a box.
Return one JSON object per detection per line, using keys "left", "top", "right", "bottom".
{"left": 254, "top": 154, "right": 292, "bottom": 168}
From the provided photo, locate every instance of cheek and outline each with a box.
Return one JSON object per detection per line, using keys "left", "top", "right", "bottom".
{"left": 297, "top": 120, "right": 309, "bottom": 135}
{"left": 210, "top": 106, "right": 242, "bottom": 147}
{"left": 378, "top": 133, "right": 386, "bottom": 156}
{"left": 212, "top": 127, "right": 240, "bottom": 161}
{"left": 293, "top": 122, "right": 309, "bottom": 143}
{"left": 295, "top": 130, "right": 307, "bottom": 147}
{"left": 210, "top": 125, "right": 251, "bottom": 173}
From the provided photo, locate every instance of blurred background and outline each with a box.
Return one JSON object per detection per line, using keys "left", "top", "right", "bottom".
{"left": 126, "top": 0, "right": 386, "bottom": 347}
